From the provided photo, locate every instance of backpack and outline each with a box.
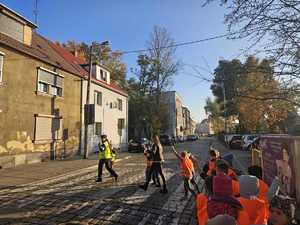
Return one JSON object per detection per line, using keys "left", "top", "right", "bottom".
{"left": 207, "top": 196, "right": 242, "bottom": 220}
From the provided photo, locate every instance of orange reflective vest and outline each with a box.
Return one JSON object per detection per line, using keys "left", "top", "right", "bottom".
{"left": 197, "top": 193, "right": 250, "bottom": 225}
{"left": 258, "top": 179, "right": 269, "bottom": 202}
{"left": 258, "top": 179, "right": 269, "bottom": 219}
{"left": 237, "top": 209, "right": 251, "bottom": 225}
{"left": 232, "top": 180, "right": 240, "bottom": 197}
{"left": 196, "top": 193, "right": 208, "bottom": 225}
{"left": 238, "top": 197, "right": 267, "bottom": 225}
{"left": 228, "top": 168, "right": 237, "bottom": 180}
{"left": 180, "top": 157, "right": 193, "bottom": 179}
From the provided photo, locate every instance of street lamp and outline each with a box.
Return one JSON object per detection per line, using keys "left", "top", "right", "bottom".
{"left": 83, "top": 41, "right": 109, "bottom": 159}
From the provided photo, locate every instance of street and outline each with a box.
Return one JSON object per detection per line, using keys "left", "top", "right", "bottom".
{"left": 0, "top": 138, "right": 250, "bottom": 225}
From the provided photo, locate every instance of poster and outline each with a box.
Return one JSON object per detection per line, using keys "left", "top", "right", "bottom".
{"left": 260, "top": 136, "right": 295, "bottom": 197}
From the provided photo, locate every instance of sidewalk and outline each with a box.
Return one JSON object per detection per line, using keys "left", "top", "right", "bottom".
{"left": 0, "top": 151, "right": 130, "bottom": 188}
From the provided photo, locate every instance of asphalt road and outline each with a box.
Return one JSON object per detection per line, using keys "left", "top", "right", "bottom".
{"left": 0, "top": 137, "right": 250, "bottom": 225}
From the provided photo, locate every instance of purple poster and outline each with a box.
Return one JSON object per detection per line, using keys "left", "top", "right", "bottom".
{"left": 260, "top": 136, "right": 295, "bottom": 197}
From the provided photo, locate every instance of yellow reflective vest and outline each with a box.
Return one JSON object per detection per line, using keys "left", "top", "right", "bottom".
{"left": 98, "top": 141, "right": 112, "bottom": 159}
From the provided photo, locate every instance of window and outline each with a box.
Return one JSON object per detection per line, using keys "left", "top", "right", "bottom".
{"left": 118, "top": 118, "right": 125, "bottom": 129}
{"left": 0, "top": 54, "right": 3, "bottom": 83}
{"left": 95, "top": 91, "right": 102, "bottom": 106}
{"left": 118, "top": 99, "right": 122, "bottom": 111}
{"left": 95, "top": 122, "right": 102, "bottom": 136}
{"left": 100, "top": 69, "right": 107, "bottom": 81}
{"left": 39, "top": 82, "right": 49, "bottom": 93}
{"left": 37, "top": 68, "right": 63, "bottom": 97}
{"left": 34, "top": 114, "right": 63, "bottom": 142}
{"left": 0, "top": 13, "right": 24, "bottom": 43}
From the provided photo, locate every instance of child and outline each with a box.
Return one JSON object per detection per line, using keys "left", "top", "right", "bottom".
{"left": 171, "top": 146, "right": 200, "bottom": 197}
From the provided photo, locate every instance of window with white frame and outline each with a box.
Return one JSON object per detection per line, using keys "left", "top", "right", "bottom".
{"left": 94, "top": 91, "right": 102, "bottom": 106}
{"left": 0, "top": 54, "right": 3, "bottom": 83}
{"left": 37, "top": 68, "right": 63, "bottom": 97}
{"left": 117, "top": 98, "right": 122, "bottom": 111}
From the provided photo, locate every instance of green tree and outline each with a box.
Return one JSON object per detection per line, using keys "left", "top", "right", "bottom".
{"left": 128, "top": 26, "right": 180, "bottom": 137}
{"left": 59, "top": 41, "right": 127, "bottom": 86}
{"left": 204, "top": 0, "right": 300, "bottom": 107}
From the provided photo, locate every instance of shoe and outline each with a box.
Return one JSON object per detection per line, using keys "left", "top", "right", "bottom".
{"left": 96, "top": 178, "right": 102, "bottom": 182}
{"left": 151, "top": 182, "right": 157, "bottom": 186}
{"left": 159, "top": 188, "right": 168, "bottom": 194}
{"left": 139, "top": 184, "right": 147, "bottom": 191}
{"left": 155, "top": 184, "right": 161, "bottom": 188}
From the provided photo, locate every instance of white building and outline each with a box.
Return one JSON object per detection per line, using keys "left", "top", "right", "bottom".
{"left": 161, "top": 91, "right": 184, "bottom": 137}
{"left": 198, "top": 118, "right": 214, "bottom": 135}
{"left": 81, "top": 64, "right": 128, "bottom": 152}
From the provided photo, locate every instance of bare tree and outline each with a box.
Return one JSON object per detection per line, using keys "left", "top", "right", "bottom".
{"left": 204, "top": 0, "right": 300, "bottom": 105}
{"left": 147, "top": 26, "right": 181, "bottom": 106}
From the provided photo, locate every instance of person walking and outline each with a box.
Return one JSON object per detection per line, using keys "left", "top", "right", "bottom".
{"left": 96, "top": 135, "right": 118, "bottom": 182}
{"left": 171, "top": 146, "right": 200, "bottom": 197}
{"left": 139, "top": 135, "right": 168, "bottom": 194}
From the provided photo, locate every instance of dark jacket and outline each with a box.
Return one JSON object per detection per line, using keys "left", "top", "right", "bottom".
{"left": 152, "top": 144, "right": 164, "bottom": 162}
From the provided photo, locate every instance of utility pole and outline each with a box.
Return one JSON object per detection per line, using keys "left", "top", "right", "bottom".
{"left": 83, "top": 45, "right": 93, "bottom": 159}
{"left": 83, "top": 41, "right": 109, "bottom": 159}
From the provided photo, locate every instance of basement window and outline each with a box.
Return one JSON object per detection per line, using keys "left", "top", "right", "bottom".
{"left": 34, "top": 114, "right": 63, "bottom": 143}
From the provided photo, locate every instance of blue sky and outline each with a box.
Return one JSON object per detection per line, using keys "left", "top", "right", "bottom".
{"left": 2, "top": 0, "right": 248, "bottom": 122}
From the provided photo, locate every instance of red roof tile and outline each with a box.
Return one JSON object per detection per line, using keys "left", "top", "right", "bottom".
{"left": 0, "top": 31, "right": 127, "bottom": 97}
{"left": 49, "top": 42, "right": 127, "bottom": 97}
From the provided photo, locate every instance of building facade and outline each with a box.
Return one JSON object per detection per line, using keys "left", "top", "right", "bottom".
{"left": 0, "top": 4, "right": 128, "bottom": 168}
{"left": 161, "top": 91, "right": 184, "bottom": 137}
{"left": 197, "top": 118, "right": 215, "bottom": 135}
{"left": 81, "top": 64, "right": 128, "bottom": 152}
{"left": 51, "top": 44, "right": 129, "bottom": 152}
{"left": 0, "top": 4, "right": 83, "bottom": 168}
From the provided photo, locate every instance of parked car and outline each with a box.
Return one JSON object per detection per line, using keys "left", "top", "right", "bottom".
{"left": 128, "top": 138, "right": 151, "bottom": 152}
{"left": 242, "top": 135, "right": 258, "bottom": 151}
{"left": 229, "top": 135, "right": 243, "bottom": 149}
{"left": 187, "top": 135, "right": 197, "bottom": 141}
{"left": 159, "top": 134, "right": 173, "bottom": 146}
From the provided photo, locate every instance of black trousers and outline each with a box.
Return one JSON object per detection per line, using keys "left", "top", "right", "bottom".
{"left": 183, "top": 175, "right": 200, "bottom": 196}
{"left": 145, "top": 162, "right": 166, "bottom": 188}
{"left": 145, "top": 166, "right": 160, "bottom": 185}
{"left": 98, "top": 159, "right": 118, "bottom": 179}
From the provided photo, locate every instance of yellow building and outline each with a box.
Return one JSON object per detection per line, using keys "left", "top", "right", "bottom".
{"left": 0, "top": 4, "right": 84, "bottom": 168}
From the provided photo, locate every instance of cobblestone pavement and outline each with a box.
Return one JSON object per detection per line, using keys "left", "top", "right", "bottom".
{"left": 0, "top": 138, "right": 250, "bottom": 225}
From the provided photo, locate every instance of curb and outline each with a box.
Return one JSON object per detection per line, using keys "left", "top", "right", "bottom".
{"left": 10, "top": 155, "right": 131, "bottom": 188}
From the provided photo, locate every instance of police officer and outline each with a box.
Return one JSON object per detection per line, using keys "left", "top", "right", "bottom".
{"left": 96, "top": 135, "right": 118, "bottom": 182}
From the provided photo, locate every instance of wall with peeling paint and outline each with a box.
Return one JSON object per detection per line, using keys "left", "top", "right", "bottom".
{"left": 0, "top": 46, "right": 82, "bottom": 168}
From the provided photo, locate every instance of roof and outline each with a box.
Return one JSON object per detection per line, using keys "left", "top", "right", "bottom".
{"left": 0, "top": 26, "right": 127, "bottom": 97}
{"left": 0, "top": 3, "right": 37, "bottom": 28}
{"left": 49, "top": 43, "right": 128, "bottom": 97}
{"left": 0, "top": 32, "right": 85, "bottom": 77}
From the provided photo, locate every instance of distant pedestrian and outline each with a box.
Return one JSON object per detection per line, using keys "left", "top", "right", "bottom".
{"left": 96, "top": 135, "right": 118, "bottom": 182}
{"left": 139, "top": 135, "right": 168, "bottom": 194}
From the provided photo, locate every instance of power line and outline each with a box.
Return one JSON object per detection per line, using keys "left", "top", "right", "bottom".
{"left": 121, "top": 32, "right": 236, "bottom": 55}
